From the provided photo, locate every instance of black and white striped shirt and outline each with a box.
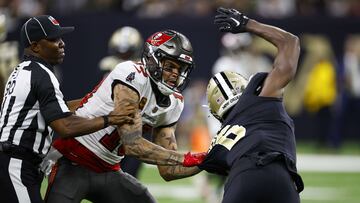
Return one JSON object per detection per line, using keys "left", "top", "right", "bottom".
{"left": 0, "top": 55, "right": 71, "bottom": 156}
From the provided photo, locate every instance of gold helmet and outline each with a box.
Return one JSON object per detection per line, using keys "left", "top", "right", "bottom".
{"left": 206, "top": 71, "right": 248, "bottom": 121}
{"left": 0, "top": 14, "right": 6, "bottom": 42}
{"left": 108, "top": 26, "right": 143, "bottom": 60}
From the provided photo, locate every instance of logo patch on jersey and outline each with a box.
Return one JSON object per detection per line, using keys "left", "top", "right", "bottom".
{"left": 139, "top": 97, "right": 147, "bottom": 110}
{"left": 152, "top": 107, "right": 158, "bottom": 113}
{"left": 126, "top": 72, "right": 135, "bottom": 82}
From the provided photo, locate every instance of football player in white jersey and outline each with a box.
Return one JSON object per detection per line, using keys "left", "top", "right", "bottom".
{"left": 99, "top": 26, "right": 147, "bottom": 178}
{"left": 43, "top": 30, "right": 205, "bottom": 203}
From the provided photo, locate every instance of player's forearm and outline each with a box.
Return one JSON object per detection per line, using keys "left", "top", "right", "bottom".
{"left": 152, "top": 128, "right": 203, "bottom": 181}
{"left": 50, "top": 115, "right": 107, "bottom": 138}
{"left": 247, "top": 19, "right": 300, "bottom": 77}
{"left": 157, "top": 165, "right": 202, "bottom": 181}
{"left": 246, "top": 19, "right": 298, "bottom": 50}
{"left": 121, "top": 130, "right": 184, "bottom": 165}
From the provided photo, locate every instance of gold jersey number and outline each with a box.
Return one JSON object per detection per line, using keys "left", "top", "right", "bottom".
{"left": 209, "top": 125, "right": 246, "bottom": 152}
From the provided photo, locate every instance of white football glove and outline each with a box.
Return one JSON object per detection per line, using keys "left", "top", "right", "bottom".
{"left": 39, "top": 146, "right": 63, "bottom": 176}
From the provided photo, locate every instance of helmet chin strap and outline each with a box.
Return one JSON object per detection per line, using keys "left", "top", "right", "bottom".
{"left": 157, "top": 82, "right": 175, "bottom": 96}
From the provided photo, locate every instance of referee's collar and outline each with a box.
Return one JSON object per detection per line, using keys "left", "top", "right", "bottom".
{"left": 23, "top": 55, "right": 54, "bottom": 70}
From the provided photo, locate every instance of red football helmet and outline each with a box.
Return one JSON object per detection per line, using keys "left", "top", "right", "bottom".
{"left": 142, "top": 30, "right": 194, "bottom": 95}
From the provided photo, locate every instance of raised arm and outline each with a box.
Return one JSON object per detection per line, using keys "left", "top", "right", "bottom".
{"left": 247, "top": 20, "right": 300, "bottom": 97}
{"left": 214, "top": 7, "right": 300, "bottom": 98}
{"left": 153, "top": 126, "right": 202, "bottom": 181}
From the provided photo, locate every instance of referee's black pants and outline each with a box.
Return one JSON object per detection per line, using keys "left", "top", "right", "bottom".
{"left": 0, "top": 152, "right": 44, "bottom": 203}
{"left": 223, "top": 158, "right": 300, "bottom": 203}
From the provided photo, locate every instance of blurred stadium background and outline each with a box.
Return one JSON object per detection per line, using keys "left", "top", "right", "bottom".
{"left": 1, "top": 0, "right": 360, "bottom": 202}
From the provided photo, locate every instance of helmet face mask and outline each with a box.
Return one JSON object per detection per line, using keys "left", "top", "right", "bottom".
{"left": 142, "top": 30, "right": 194, "bottom": 95}
{"left": 206, "top": 71, "right": 248, "bottom": 121}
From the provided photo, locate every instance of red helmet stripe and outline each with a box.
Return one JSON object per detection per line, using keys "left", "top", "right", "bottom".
{"left": 146, "top": 32, "right": 173, "bottom": 46}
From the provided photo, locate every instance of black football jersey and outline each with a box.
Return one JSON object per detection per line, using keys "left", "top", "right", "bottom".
{"left": 199, "top": 73, "right": 297, "bottom": 176}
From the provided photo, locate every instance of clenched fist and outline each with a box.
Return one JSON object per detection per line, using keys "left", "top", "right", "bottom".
{"left": 214, "top": 7, "right": 249, "bottom": 33}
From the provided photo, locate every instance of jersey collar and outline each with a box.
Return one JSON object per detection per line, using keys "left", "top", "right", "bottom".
{"left": 150, "top": 79, "right": 171, "bottom": 107}
{"left": 22, "top": 54, "right": 54, "bottom": 70}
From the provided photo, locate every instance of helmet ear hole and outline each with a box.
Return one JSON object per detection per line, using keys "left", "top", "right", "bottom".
{"left": 151, "top": 66, "right": 161, "bottom": 80}
{"left": 206, "top": 71, "right": 248, "bottom": 121}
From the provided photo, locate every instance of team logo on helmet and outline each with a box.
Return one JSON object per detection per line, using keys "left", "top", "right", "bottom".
{"left": 179, "top": 54, "right": 193, "bottom": 62}
{"left": 142, "top": 30, "right": 194, "bottom": 96}
{"left": 148, "top": 32, "right": 172, "bottom": 46}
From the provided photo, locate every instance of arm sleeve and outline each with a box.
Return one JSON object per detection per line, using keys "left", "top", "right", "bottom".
{"left": 198, "top": 145, "right": 229, "bottom": 176}
{"left": 33, "top": 66, "right": 71, "bottom": 124}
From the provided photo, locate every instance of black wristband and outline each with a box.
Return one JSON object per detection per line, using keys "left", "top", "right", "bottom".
{"left": 102, "top": 116, "right": 109, "bottom": 128}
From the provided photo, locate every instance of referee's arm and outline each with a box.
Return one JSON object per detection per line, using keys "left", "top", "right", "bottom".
{"left": 49, "top": 114, "right": 124, "bottom": 138}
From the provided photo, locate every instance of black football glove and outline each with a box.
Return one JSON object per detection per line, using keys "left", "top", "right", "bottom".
{"left": 214, "top": 7, "right": 249, "bottom": 33}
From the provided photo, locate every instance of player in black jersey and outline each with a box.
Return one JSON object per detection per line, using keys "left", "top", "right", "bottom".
{"left": 199, "top": 8, "right": 304, "bottom": 203}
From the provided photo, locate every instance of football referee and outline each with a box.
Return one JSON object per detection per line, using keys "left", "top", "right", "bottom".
{"left": 0, "top": 15, "right": 135, "bottom": 203}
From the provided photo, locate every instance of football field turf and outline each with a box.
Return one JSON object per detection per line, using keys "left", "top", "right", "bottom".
{"left": 41, "top": 141, "right": 360, "bottom": 203}
{"left": 41, "top": 165, "right": 360, "bottom": 203}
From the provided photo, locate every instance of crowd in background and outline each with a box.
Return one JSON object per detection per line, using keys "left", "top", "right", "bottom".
{"left": 1, "top": 0, "right": 360, "bottom": 31}
{"left": 0, "top": 0, "right": 359, "bottom": 152}
{"left": 1, "top": 0, "right": 360, "bottom": 17}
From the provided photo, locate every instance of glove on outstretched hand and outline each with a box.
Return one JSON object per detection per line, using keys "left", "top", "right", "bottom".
{"left": 214, "top": 7, "right": 249, "bottom": 33}
{"left": 182, "top": 152, "right": 207, "bottom": 167}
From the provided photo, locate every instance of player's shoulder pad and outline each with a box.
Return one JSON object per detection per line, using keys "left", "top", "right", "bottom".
{"left": 110, "top": 61, "right": 149, "bottom": 90}
{"left": 171, "top": 92, "right": 185, "bottom": 116}
{"left": 161, "top": 93, "right": 184, "bottom": 126}
{"left": 172, "top": 92, "right": 184, "bottom": 103}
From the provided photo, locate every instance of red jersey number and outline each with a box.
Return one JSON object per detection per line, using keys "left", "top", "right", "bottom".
{"left": 78, "top": 77, "right": 106, "bottom": 109}
{"left": 99, "top": 130, "right": 124, "bottom": 156}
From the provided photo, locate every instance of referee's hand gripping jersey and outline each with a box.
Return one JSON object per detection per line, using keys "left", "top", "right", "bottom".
{"left": 0, "top": 15, "right": 134, "bottom": 203}
{"left": 199, "top": 7, "right": 304, "bottom": 203}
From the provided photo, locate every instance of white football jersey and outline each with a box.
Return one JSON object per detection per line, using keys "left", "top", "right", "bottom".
{"left": 75, "top": 61, "right": 184, "bottom": 165}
